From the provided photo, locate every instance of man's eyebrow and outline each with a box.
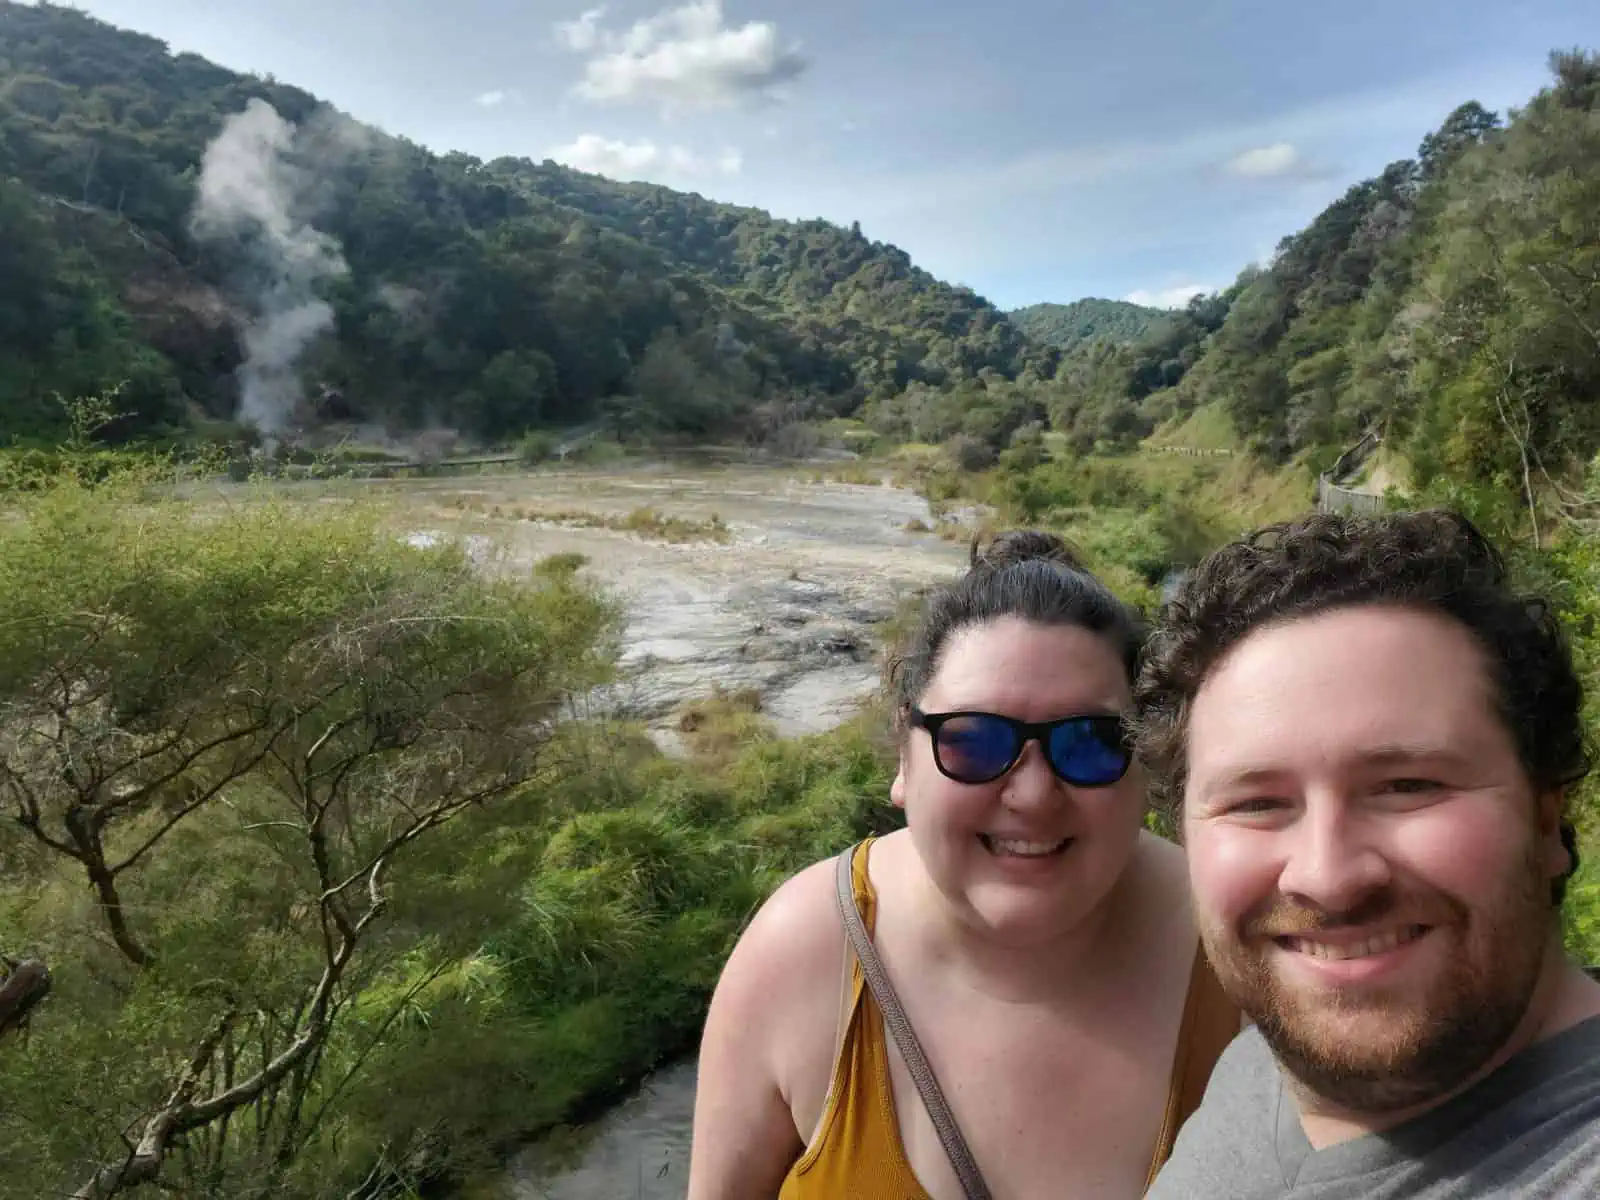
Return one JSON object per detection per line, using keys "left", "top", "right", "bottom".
{"left": 1193, "top": 765, "right": 1290, "bottom": 796}
{"left": 1196, "top": 746, "right": 1469, "bottom": 794}
{"left": 1354, "top": 744, "right": 1470, "bottom": 769}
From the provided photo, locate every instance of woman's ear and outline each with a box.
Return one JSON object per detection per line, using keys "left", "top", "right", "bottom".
{"left": 890, "top": 756, "right": 908, "bottom": 809}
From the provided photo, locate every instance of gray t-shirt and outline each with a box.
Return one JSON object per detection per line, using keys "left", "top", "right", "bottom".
{"left": 1149, "top": 1016, "right": 1600, "bottom": 1198}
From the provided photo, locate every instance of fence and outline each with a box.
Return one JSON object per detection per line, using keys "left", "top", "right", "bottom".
{"left": 1328, "top": 430, "right": 1381, "bottom": 483}
{"left": 1317, "top": 476, "right": 1385, "bottom": 516}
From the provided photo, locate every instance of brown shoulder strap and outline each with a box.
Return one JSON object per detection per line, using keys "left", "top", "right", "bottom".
{"left": 835, "top": 845, "right": 993, "bottom": 1200}
{"left": 1175, "top": 950, "right": 1242, "bottom": 1126}
{"left": 1144, "top": 944, "right": 1243, "bottom": 1191}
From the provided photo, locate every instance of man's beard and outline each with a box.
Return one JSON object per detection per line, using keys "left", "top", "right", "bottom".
{"left": 1202, "top": 846, "right": 1553, "bottom": 1115}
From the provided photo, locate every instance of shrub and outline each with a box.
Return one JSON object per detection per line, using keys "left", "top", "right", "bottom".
{"left": 945, "top": 433, "right": 997, "bottom": 473}
{"left": 519, "top": 430, "right": 556, "bottom": 464}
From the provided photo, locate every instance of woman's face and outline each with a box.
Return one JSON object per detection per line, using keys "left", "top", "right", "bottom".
{"left": 893, "top": 616, "right": 1145, "bottom": 944}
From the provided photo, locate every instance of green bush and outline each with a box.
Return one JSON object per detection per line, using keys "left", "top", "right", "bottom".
{"left": 519, "top": 429, "right": 556, "bottom": 464}
{"left": 945, "top": 432, "right": 998, "bottom": 473}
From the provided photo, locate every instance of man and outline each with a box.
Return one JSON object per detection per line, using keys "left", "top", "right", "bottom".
{"left": 1135, "top": 509, "right": 1600, "bottom": 1198}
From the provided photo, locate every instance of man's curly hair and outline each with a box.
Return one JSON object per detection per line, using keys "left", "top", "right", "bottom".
{"left": 1133, "top": 509, "right": 1591, "bottom": 903}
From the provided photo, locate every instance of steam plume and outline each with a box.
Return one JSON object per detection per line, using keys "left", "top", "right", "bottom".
{"left": 189, "top": 99, "right": 348, "bottom": 442}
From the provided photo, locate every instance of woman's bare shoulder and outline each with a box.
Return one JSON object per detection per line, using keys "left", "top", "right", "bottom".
{"left": 701, "top": 843, "right": 864, "bottom": 1118}
{"left": 691, "top": 849, "right": 862, "bottom": 1196}
{"left": 739, "top": 852, "right": 850, "bottom": 975}
{"left": 1128, "top": 830, "right": 1201, "bottom": 965}
{"left": 1136, "top": 829, "right": 1193, "bottom": 898}
{"left": 708, "top": 846, "right": 856, "bottom": 1035}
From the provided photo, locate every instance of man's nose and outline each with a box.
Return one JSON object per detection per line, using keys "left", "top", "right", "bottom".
{"left": 1275, "top": 798, "right": 1391, "bottom": 913}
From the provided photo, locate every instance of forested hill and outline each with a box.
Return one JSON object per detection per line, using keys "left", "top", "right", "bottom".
{"left": 508, "top": 160, "right": 1030, "bottom": 361}
{"left": 963, "top": 49, "right": 1600, "bottom": 515}
{"left": 1132, "top": 50, "right": 1600, "bottom": 510}
{"left": 0, "top": 0, "right": 1047, "bottom": 447}
{"left": 3, "top": 0, "right": 1596, "bottom": 503}
{"left": 1008, "top": 298, "right": 1169, "bottom": 352}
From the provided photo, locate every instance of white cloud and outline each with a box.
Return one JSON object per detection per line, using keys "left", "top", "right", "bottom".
{"left": 1226, "top": 142, "right": 1300, "bottom": 178}
{"left": 1124, "top": 284, "right": 1213, "bottom": 309}
{"left": 551, "top": 134, "right": 745, "bottom": 182}
{"left": 556, "top": 7, "right": 607, "bottom": 52}
{"left": 555, "top": 0, "right": 806, "bottom": 113}
{"left": 474, "top": 89, "right": 522, "bottom": 108}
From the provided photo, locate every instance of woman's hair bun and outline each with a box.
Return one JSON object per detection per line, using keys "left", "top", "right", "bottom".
{"left": 969, "top": 529, "right": 1085, "bottom": 572}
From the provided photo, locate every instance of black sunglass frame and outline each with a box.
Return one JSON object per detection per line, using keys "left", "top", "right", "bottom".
{"left": 908, "top": 707, "right": 1132, "bottom": 787}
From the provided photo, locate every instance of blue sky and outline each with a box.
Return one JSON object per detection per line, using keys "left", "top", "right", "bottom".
{"left": 45, "top": 0, "right": 1599, "bottom": 309}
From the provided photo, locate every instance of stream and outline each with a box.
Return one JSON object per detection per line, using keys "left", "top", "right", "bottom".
{"left": 503, "top": 1058, "right": 701, "bottom": 1199}
{"left": 382, "top": 460, "right": 970, "bottom": 1196}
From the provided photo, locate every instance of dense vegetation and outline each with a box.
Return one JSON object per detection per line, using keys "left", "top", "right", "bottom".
{"left": 1008, "top": 298, "right": 1169, "bottom": 352}
{"left": 0, "top": 0, "right": 1056, "bottom": 449}
{"left": 941, "top": 50, "right": 1600, "bottom": 531}
{"left": 0, "top": 427, "right": 901, "bottom": 1197}
{"left": 3, "top": 2, "right": 1595, "bottom": 491}
{"left": 1114, "top": 56, "right": 1600, "bottom": 498}
{"left": 863, "top": 49, "right": 1598, "bottom": 484}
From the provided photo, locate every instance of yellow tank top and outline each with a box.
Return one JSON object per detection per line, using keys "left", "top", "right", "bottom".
{"left": 778, "top": 837, "right": 1240, "bottom": 1199}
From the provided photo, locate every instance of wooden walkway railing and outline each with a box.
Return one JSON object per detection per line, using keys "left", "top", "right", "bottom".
{"left": 1317, "top": 476, "right": 1384, "bottom": 516}
{"left": 1317, "top": 428, "right": 1386, "bottom": 516}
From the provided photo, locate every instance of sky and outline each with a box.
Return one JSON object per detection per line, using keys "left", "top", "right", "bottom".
{"left": 37, "top": 0, "right": 1599, "bottom": 310}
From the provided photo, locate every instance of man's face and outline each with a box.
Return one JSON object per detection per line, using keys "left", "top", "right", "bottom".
{"left": 1182, "top": 604, "right": 1568, "bottom": 1114}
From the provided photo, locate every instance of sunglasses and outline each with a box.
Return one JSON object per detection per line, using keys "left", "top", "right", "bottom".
{"left": 908, "top": 708, "right": 1132, "bottom": 787}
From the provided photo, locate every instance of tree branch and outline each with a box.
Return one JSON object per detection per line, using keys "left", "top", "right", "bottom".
{"left": 0, "top": 958, "right": 52, "bottom": 1037}
{"left": 1527, "top": 261, "right": 1600, "bottom": 353}
{"left": 1489, "top": 353, "right": 1542, "bottom": 549}
{"left": 71, "top": 1011, "right": 233, "bottom": 1199}
{"left": 108, "top": 730, "right": 279, "bottom": 876}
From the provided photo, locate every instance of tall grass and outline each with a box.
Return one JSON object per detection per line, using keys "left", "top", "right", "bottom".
{"left": 324, "top": 701, "right": 901, "bottom": 1193}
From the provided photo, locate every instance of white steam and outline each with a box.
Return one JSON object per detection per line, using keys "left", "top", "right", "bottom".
{"left": 189, "top": 99, "right": 349, "bottom": 441}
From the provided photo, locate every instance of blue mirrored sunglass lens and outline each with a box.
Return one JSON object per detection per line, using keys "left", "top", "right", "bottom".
{"left": 935, "top": 715, "right": 1020, "bottom": 780}
{"left": 1048, "top": 719, "right": 1128, "bottom": 784}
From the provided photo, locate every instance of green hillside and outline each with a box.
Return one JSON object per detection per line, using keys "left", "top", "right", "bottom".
{"left": 1008, "top": 297, "right": 1170, "bottom": 352}
{"left": 2, "top": 0, "right": 1597, "bottom": 506}
{"left": 1021, "top": 52, "right": 1600, "bottom": 505}
{"left": 0, "top": 1, "right": 1047, "bottom": 448}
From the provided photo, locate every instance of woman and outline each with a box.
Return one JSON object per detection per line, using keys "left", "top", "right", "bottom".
{"left": 687, "top": 531, "right": 1239, "bottom": 1199}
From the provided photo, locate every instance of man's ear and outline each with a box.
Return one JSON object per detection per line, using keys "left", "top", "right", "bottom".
{"left": 1538, "top": 789, "right": 1570, "bottom": 877}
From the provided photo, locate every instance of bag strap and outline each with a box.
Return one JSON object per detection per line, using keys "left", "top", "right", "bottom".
{"left": 835, "top": 845, "right": 993, "bottom": 1200}
{"left": 1143, "top": 943, "right": 1244, "bottom": 1189}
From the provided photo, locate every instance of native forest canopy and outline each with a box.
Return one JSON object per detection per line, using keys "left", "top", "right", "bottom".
{"left": 5, "top": 0, "right": 1600, "bottom": 1195}
{"left": 0, "top": 0, "right": 1051, "bottom": 449}
{"left": 3, "top": 0, "right": 1594, "bottom": 486}
{"left": 1007, "top": 298, "right": 1170, "bottom": 353}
